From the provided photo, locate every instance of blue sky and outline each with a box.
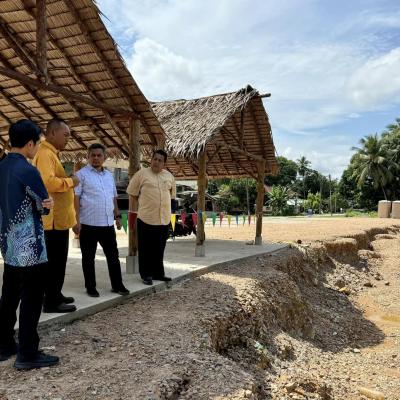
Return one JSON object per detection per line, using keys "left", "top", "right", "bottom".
{"left": 97, "top": 0, "right": 400, "bottom": 178}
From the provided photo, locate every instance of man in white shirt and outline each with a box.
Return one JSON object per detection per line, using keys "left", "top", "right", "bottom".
{"left": 73, "top": 143, "right": 129, "bottom": 297}
{"left": 126, "top": 150, "right": 176, "bottom": 285}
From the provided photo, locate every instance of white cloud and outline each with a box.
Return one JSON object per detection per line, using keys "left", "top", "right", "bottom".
{"left": 98, "top": 0, "right": 400, "bottom": 177}
{"left": 127, "top": 38, "right": 201, "bottom": 100}
{"left": 347, "top": 47, "right": 400, "bottom": 109}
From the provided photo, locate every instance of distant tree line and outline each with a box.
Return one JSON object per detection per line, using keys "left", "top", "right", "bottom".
{"left": 207, "top": 118, "right": 400, "bottom": 215}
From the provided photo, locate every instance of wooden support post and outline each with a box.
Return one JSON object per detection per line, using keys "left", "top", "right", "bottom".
{"left": 126, "top": 118, "right": 141, "bottom": 274}
{"left": 195, "top": 151, "right": 207, "bottom": 257}
{"left": 255, "top": 160, "right": 266, "bottom": 245}
{"left": 36, "top": 0, "right": 48, "bottom": 83}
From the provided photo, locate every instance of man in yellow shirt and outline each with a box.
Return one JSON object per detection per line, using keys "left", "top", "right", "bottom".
{"left": 126, "top": 150, "right": 176, "bottom": 285}
{"left": 33, "top": 119, "right": 79, "bottom": 313}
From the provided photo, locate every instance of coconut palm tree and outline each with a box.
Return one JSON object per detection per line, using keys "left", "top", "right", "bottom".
{"left": 296, "top": 156, "right": 311, "bottom": 199}
{"left": 351, "top": 134, "right": 394, "bottom": 200}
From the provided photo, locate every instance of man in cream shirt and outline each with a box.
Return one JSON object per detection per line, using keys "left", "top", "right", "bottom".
{"left": 126, "top": 150, "right": 176, "bottom": 285}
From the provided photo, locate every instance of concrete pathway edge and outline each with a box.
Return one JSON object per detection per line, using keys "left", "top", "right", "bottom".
{"left": 38, "top": 243, "right": 288, "bottom": 330}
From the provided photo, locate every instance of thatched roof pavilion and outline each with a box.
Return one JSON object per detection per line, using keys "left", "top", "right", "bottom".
{"left": 152, "top": 86, "right": 277, "bottom": 255}
{"left": 0, "top": 0, "right": 164, "bottom": 160}
{"left": 151, "top": 85, "right": 278, "bottom": 180}
{"left": 0, "top": 0, "right": 165, "bottom": 273}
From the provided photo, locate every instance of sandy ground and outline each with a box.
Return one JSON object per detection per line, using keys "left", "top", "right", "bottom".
{"left": 205, "top": 216, "right": 400, "bottom": 243}
{"left": 0, "top": 217, "right": 399, "bottom": 400}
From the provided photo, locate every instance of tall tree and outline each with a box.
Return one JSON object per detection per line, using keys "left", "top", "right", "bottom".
{"left": 296, "top": 156, "right": 311, "bottom": 199}
{"left": 267, "top": 156, "right": 298, "bottom": 187}
{"left": 351, "top": 134, "right": 393, "bottom": 200}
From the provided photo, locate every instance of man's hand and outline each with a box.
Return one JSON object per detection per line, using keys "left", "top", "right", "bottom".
{"left": 42, "top": 197, "right": 54, "bottom": 210}
{"left": 72, "top": 222, "right": 81, "bottom": 235}
{"left": 115, "top": 217, "right": 122, "bottom": 230}
{"left": 71, "top": 175, "right": 80, "bottom": 187}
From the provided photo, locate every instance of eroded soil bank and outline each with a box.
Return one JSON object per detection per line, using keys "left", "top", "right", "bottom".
{"left": 0, "top": 225, "right": 399, "bottom": 400}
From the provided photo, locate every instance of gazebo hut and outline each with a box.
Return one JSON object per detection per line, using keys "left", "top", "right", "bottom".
{"left": 151, "top": 85, "right": 278, "bottom": 256}
{"left": 0, "top": 0, "right": 165, "bottom": 271}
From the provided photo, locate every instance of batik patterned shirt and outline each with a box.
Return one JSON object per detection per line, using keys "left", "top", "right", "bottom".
{"left": 0, "top": 153, "right": 49, "bottom": 267}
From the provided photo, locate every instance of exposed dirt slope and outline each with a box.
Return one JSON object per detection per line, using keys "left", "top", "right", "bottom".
{"left": 0, "top": 223, "right": 399, "bottom": 399}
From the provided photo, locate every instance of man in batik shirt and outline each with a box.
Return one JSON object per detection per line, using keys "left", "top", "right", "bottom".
{"left": 0, "top": 120, "right": 59, "bottom": 370}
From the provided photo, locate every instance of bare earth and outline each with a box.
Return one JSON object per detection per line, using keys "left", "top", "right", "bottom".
{"left": 0, "top": 217, "right": 399, "bottom": 400}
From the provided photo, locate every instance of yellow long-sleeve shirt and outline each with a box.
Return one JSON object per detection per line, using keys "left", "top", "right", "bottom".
{"left": 33, "top": 141, "right": 76, "bottom": 230}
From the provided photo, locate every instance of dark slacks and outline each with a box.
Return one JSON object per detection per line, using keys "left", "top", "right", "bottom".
{"left": 137, "top": 218, "right": 169, "bottom": 279}
{"left": 0, "top": 263, "right": 46, "bottom": 358}
{"left": 44, "top": 229, "right": 69, "bottom": 307}
{"left": 79, "top": 224, "right": 124, "bottom": 291}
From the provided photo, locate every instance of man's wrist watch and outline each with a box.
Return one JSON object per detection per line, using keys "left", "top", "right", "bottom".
{"left": 115, "top": 214, "right": 121, "bottom": 220}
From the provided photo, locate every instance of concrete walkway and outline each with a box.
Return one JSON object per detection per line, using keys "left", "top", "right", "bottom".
{"left": 0, "top": 231, "right": 287, "bottom": 327}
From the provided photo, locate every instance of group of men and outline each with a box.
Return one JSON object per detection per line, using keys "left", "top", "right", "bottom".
{"left": 0, "top": 118, "right": 175, "bottom": 370}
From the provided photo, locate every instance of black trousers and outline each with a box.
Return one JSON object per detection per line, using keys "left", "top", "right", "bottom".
{"left": 137, "top": 219, "right": 169, "bottom": 279}
{"left": 0, "top": 263, "right": 46, "bottom": 358}
{"left": 79, "top": 224, "right": 124, "bottom": 291}
{"left": 44, "top": 229, "right": 69, "bottom": 307}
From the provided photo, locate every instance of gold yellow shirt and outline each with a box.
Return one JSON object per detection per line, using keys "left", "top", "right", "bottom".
{"left": 126, "top": 168, "right": 176, "bottom": 226}
{"left": 33, "top": 141, "right": 76, "bottom": 230}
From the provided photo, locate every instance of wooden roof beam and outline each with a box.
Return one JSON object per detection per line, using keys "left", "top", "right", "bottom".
{"left": 248, "top": 103, "right": 266, "bottom": 159}
{"left": 0, "top": 66, "right": 134, "bottom": 115}
{"left": 217, "top": 139, "right": 265, "bottom": 163}
{"left": 0, "top": 18, "right": 42, "bottom": 76}
{"left": 239, "top": 109, "right": 244, "bottom": 149}
{"left": 36, "top": 0, "right": 48, "bottom": 82}
{"left": 22, "top": 2, "right": 157, "bottom": 148}
{"left": 10, "top": 31, "right": 130, "bottom": 157}
{"left": 63, "top": 0, "right": 158, "bottom": 146}
{"left": 230, "top": 113, "right": 250, "bottom": 151}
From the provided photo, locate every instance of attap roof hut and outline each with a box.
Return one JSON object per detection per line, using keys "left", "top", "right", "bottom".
{"left": 151, "top": 85, "right": 278, "bottom": 180}
{"left": 151, "top": 86, "right": 277, "bottom": 254}
{"left": 0, "top": 0, "right": 164, "bottom": 159}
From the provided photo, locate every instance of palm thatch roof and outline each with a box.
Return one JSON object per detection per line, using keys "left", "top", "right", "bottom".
{"left": 151, "top": 86, "right": 278, "bottom": 180}
{"left": 0, "top": 0, "right": 164, "bottom": 160}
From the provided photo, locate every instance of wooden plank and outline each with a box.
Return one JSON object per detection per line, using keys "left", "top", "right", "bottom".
{"left": 36, "top": 0, "right": 48, "bottom": 82}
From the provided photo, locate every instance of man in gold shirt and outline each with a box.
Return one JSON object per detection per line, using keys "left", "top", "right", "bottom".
{"left": 126, "top": 150, "right": 176, "bottom": 285}
{"left": 33, "top": 119, "right": 79, "bottom": 313}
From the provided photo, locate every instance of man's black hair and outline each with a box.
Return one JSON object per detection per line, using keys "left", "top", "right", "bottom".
{"left": 9, "top": 119, "right": 42, "bottom": 148}
{"left": 153, "top": 149, "right": 168, "bottom": 163}
{"left": 88, "top": 143, "right": 106, "bottom": 154}
{"left": 46, "top": 118, "right": 67, "bottom": 135}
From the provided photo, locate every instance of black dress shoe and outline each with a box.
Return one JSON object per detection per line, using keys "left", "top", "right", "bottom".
{"left": 111, "top": 286, "right": 130, "bottom": 296}
{"left": 14, "top": 351, "right": 59, "bottom": 370}
{"left": 60, "top": 295, "right": 75, "bottom": 304}
{"left": 142, "top": 278, "right": 153, "bottom": 285}
{"left": 87, "top": 288, "right": 100, "bottom": 298}
{"left": 43, "top": 303, "right": 77, "bottom": 313}
{"left": 153, "top": 276, "right": 172, "bottom": 282}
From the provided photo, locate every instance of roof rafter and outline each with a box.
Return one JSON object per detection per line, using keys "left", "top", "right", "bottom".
{"left": 248, "top": 102, "right": 266, "bottom": 159}
{"left": 63, "top": 0, "right": 158, "bottom": 146}
{"left": 0, "top": 66, "right": 133, "bottom": 115}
